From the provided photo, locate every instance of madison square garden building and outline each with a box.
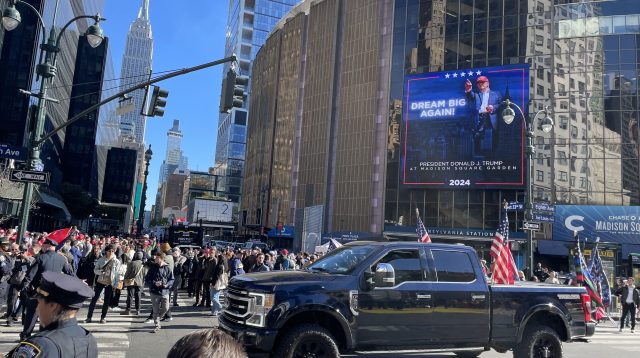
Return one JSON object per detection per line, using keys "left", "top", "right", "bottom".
{"left": 241, "top": 0, "right": 640, "bottom": 272}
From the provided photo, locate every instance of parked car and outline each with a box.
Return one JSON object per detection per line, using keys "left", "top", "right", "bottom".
{"left": 220, "top": 241, "right": 595, "bottom": 358}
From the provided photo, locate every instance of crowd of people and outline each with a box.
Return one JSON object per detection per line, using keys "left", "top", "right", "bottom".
{"left": 0, "top": 226, "right": 332, "bottom": 356}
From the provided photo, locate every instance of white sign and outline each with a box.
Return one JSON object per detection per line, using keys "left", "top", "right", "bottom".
{"left": 194, "top": 199, "right": 234, "bottom": 223}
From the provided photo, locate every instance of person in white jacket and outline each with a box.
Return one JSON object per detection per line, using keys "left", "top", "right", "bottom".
{"left": 84, "top": 244, "right": 122, "bottom": 324}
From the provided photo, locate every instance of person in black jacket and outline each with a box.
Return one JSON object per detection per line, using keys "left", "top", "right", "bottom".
{"left": 144, "top": 252, "right": 174, "bottom": 331}
{"left": 20, "top": 237, "right": 71, "bottom": 340}
{"left": 617, "top": 277, "right": 640, "bottom": 332}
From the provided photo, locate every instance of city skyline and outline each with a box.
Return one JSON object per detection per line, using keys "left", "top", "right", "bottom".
{"left": 103, "top": 0, "right": 227, "bottom": 209}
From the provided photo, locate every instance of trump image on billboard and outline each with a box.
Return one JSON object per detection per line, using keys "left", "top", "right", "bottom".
{"left": 402, "top": 64, "right": 529, "bottom": 189}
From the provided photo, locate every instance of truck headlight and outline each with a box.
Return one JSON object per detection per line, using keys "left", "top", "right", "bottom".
{"left": 246, "top": 293, "right": 275, "bottom": 327}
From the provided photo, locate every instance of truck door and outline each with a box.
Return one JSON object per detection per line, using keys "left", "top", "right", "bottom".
{"left": 428, "top": 249, "right": 490, "bottom": 345}
{"left": 357, "top": 247, "right": 435, "bottom": 347}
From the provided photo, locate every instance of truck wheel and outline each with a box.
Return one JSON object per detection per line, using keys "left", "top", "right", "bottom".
{"left": 514, "top": 325, "right": 562, "bottom": 358}
{"left": 454, "top": 351, "right": 482, "bottom": 358}
{"left": 273, "top": 324, "right": 340, "bottom": 358}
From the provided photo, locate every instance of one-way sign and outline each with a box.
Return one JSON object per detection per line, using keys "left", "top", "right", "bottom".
{"left": 523, "top": 221, "right": 541, "bottom": 231}
{"left": 9, "top": 169, "right": 50, "bottom": 184}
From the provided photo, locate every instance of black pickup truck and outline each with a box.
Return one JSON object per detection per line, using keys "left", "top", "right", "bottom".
{"left": 220, "top": 241, "right": 595, "bottom": 358}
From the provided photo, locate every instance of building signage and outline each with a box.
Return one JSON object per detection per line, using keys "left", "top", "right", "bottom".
{"left": 0, "top": 144, "right": 27, "bottom": 160}
{"left": 402, "top": 64, "right": 529, "bottom": 189}
{"left": 553, "top": 205, "right": 640, "bottom": 244}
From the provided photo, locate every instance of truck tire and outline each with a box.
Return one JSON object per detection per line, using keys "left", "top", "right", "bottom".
{"left": 513, "top": 324, "right": 563, "bottom": 358}
{"left": 454, "top": 351, "right": 483, "bottom": 358}
{"left": 273, "top": 323, "right": 340, "bottom": 358}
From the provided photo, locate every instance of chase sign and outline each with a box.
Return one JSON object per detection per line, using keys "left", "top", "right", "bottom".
{"left": 553, "top": 205, "right": 640, "bottom": 244}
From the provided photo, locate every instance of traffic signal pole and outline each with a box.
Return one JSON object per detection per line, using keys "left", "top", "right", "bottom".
{"left": 19, "top": 55, "right": 236, "bottom": 239}
{"left": 36, "top": 55, "right": 237, "bottom": 146}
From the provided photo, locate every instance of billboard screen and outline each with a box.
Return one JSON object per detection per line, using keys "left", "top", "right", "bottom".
{"left": 402, "top": 64, "right": 529, "bottom": 189}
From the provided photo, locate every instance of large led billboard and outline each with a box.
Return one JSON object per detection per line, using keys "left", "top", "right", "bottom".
{"left": 402, "top": 64, "right": 529, "bottom": 189}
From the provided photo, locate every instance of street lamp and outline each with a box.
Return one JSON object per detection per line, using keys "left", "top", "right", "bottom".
{"left": 501, "top": 99, "right": 553, "bottom": 279}
{"left": 2, "top": 0, "right": 106, "bottom": 244}
{"left": 138, "top": 145, "right": 153, "bottom": 234}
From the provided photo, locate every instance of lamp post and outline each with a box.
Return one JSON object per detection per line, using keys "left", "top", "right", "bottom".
{"left": 3, "top": 0, "right": 105, "bottom": 244}
{"left": 137, "top": 145, "right": 153, "bottom": 234}
{"left": 501, "top": 99, "right": 554, "bottom": 279}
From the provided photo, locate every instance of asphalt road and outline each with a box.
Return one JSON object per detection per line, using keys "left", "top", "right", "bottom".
{"left": 2, "top": 290, "right": 637, "bottom": 357}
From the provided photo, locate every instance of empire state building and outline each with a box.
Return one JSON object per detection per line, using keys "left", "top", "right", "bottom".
{"left": 119, "top": 0, "right": 153, "bottom": 144}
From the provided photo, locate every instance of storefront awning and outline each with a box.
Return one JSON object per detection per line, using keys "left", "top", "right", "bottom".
{"left": 37, "top": 191, "right": 71, "bottom": 221}
{"left": 537, "top": 240, "right": 573, "bottom": 256}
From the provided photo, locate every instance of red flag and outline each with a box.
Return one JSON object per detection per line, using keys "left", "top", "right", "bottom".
{"left": 45, "top": 227, "right": 72, "bottom": 245}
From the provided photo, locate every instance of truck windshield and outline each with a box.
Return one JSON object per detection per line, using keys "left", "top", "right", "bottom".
{"left": 307, "top": 245, "right": 376, "bottom": 274}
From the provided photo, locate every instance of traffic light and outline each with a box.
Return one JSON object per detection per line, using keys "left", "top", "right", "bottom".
{"left": 219, "top": 69, "right": 249, "bottom": 113}
{"left": 148, "top": 86, "right": 169, "bottom": 117}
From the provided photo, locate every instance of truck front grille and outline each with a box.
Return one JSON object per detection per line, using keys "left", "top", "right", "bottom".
{"left": 222, "top": 283, "right": 251, "bottom": 324}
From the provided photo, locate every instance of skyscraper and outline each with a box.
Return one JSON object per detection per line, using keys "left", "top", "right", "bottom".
{"left": 214, "top": 0, "right": 301, "bottom": 204}
{"left": 118, "top": 0, "right": 153, "bottom": 144}
{"left": 159, "top": 119, "right": 188, "bottom": 184}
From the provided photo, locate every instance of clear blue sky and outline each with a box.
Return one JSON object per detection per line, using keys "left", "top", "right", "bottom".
{"left": 102, "top": 0, "right": 228, "bottom": 210}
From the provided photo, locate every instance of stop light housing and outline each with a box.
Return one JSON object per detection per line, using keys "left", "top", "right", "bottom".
{"left": 149, "top": 86, "right": 169, "bottom": 117}
{"left": 220, "top": 69, "right": 249, "bottom": 113}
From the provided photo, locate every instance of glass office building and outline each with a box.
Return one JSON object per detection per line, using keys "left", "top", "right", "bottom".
{"left": 385, "top": 0, "right": 640, "bottom": 261}
{"left": 214, "top": 0, "right": 301, "bottom": 207}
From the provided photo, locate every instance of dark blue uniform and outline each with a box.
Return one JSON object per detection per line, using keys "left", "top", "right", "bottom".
{"left": 8, "top": 318, "right": 97, "bottom": 358}
{"left": 21, "top": 249, "right": 70, "bottom": 339}
{"left": 8, "top": 271, "right": 97, "bottom": 358}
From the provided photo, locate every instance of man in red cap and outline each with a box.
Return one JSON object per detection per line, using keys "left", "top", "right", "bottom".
{"left": 465, "top": 75, "right": 503, "bottom": 154}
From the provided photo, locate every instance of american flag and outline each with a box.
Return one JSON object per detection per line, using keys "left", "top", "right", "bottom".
{"left": 491, "top": 204, "right": 518, "bottom": 284}
{"left": 416, "top": 209, "right": 431, "bottom": 243}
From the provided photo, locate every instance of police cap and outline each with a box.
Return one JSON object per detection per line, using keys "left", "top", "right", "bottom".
{"left": 35, "top": 271, "right": 94, "bottom": 309}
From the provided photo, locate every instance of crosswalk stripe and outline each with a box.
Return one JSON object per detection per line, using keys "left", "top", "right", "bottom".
{"left": 93, "top": 332, "right": 129, "bottom": 340}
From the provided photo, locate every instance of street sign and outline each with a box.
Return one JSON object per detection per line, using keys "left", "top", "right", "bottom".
{"left": 532, "top": 212, "right": 554, "bottom": 223}
{"left": 507, "top": 201, "right": 524, "bottom": 211}
{"left": 523, "top": 221, "right": 541, "bottom": 231}
{"left": 532, "top": 201, "right": 555, "bottom": 223}
{"left": 9, "top": 169, "right": 50, "bottom": 184}
{"left": 0, "top": 144, "right": 27, "bottom": 160}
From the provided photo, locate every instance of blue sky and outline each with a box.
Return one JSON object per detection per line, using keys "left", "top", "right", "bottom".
{"left": 102, "top": 0, "right": 228, "bottom": 210}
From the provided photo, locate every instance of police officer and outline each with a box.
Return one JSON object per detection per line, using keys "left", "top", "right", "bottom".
{"left": 6, "top": 271, "right": 97, "bottom": 358}
{"left": 20, "top": 236, "right": 70, "bottom": 340}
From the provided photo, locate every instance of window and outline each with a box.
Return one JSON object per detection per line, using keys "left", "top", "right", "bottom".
{"left": 377, "top": 249, "right": 423, "bottom": 284}
{"left": 536, "top": 170, "right": 544, "bottom": 182}
{"left": 560, "top": 116, "right": 569, "bottom": 129}
{"left": 558, "top": 150, "right": 568, "bottom": 165}
{"left": 431, "top": 250, "right": 476, "bottom": 282}
{"left": 559, "top": 171, "right": 568, "bottom": 181}
{"left": 570, "top": 176, "right": 576, "bottom": 186}
{"left": 571, "top": 126, "right": 578, "bottom": 138}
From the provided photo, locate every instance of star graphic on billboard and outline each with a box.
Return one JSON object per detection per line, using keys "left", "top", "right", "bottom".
{"left": 452, "top": 73, "right": 458, "bottom": 77}
{"left": 468, "top": 71, "right": 474, "bottom": 76}
{"left": 476, "top": 70, "right": 482, "bottom": 75}
{"left": 445, "top": 73, "right": 450, "bottom": 78}
{"left": 460, "top": 72, "right": 466, "bottom": 77}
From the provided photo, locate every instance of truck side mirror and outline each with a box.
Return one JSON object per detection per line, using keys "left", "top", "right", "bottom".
{"left": 374, "top": 263, "right": 395, "bottom": 288}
